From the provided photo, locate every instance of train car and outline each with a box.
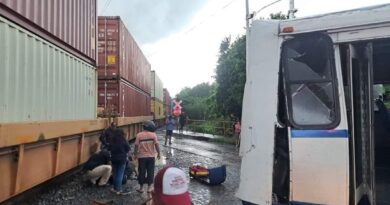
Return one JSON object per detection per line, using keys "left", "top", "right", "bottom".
{"left": 97, "top": 16, "right": 151, "bottom": 118}
{"left": 97, "top": 79, "right": 151, "bottom": 117}
{"left": 0, "top": 2, "right": 152, "bottom": 203}
{"left": 0, "top": 0, "right": 97, "bottom": 65}
{"left": 97, "top": 16, "right": 151, "bottom": 94}
{"left": 151, "top": 71, "right": 165, "bottom": 125}
{"left": 163, "top": 88, "right": 172, "bottom": 116}
{"left": 238, "top": 4, "right": 390, "bottom": 205}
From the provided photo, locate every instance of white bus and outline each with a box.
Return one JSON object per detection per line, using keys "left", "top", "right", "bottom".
{"left": 237, "top": 4, "right": 390, "bottom": 205}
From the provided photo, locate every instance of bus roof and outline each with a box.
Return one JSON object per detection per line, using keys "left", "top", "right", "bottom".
{"left": 277, "top": 3, "right": 390, "bottom": 35}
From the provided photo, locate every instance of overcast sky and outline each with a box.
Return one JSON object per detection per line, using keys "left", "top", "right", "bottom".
{"left": 98, "top": 0, "right": 390, "bottom": 96}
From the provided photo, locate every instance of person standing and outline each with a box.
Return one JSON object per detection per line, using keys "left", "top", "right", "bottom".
{"left": 234, "top": 119, "right": 241, "bottom": 148}
{"left": 109, "top": 128, "right": 131, "bottom": 195}
{"left": 179, "top": 113, "right": 186, "bottom": 134}
{"left": 134, "top": 121, "right": 161, "bottom": 193}
{"left": 99, "top": 122, "right": 116, "bottom": 150}
{"left": 165, "top": 116, "right": 175, "bottom": 146}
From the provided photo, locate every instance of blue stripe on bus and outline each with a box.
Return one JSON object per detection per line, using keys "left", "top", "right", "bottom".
{"left": 291, "top": 129, "right": 348, "bottom": 138}
{"left": 291, "top": 201, "right": 325, "bottom": 205}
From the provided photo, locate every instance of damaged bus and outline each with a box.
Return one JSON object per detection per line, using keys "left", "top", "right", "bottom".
{"left": 237, "top": 4, "right": 390, "bottom": 205}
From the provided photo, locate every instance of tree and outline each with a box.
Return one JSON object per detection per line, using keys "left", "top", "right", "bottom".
{"left": 175, "top": 12, "right": 288, "bottom": 120}
{"left": 213, "top": 12, "right": 287, "bottom": 118}
{"left": 175, "top": 83, "right": 213, "bottom": 120}
{"left": 215, "top": 35, "right": 246, "bottom": 118}
{"left": 270, "top": 12, "right": 287, "bottom": 20}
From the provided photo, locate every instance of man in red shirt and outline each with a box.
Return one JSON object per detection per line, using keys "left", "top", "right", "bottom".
{"left": 134, "top": 121, "right": 161, "bottom": 193}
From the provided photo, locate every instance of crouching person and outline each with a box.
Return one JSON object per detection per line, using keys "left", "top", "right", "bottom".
{"left": 83, "top": 149, "right": 112, "bottom": 186}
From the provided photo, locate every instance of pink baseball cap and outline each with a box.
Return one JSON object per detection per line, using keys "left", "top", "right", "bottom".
{"left": 154, "top": 166, "right": 192, "bottom": 205}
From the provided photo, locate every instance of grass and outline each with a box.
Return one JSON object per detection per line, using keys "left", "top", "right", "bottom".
{"left": 385, "top": 101, "right": 390, "bottom": 109}
{"left": 187, "top": 120, "right": 234, "bottom": 137}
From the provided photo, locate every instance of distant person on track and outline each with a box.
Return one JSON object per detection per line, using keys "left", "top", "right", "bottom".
{"left": 109, "top": 128, "right": 131, "bottom": 195}
{"left": 99, "top": 122, "right": 116, "bottom": 151}
{"left": 234, "top": 119, "right": 241, "bottom": 148}
{"left": 134, "top": 120, "right": 161, "bottom": 193}
{"left": 83, "top": 144, "right": 112, "bottom": 187}
{"left": 165, "top": 116, "right": 175, "bottom": 146}
{"left": 179, "top": 113, "right": 186, "bottom": 134}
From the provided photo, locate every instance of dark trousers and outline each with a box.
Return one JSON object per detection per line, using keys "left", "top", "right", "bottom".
{"left": 112, "top": 161, "right": 126, "bottom": 191}
{"left": 138, "top": 157, "right": 155, "bottom": 186}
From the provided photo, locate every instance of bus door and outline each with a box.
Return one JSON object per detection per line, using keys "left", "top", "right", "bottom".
{"left": 347, "top": 43, "right": 375, "bottom": 205}
{"left": 282, "top": 33, "right": 349, "bottom": 204}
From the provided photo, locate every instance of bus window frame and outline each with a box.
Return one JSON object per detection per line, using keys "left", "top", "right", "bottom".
{"left": 281, "top": 33, "right": 341, "bottom": 130}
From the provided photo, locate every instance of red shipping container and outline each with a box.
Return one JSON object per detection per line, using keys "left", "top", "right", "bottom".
{"left": 98, "top": 79, "right": 151, "bottom": 117}
{"left": 0, "top": 0, "right": 97, "bottom": 65}
{"left": 97, "top": 16, "right": 151, "bottom": 94}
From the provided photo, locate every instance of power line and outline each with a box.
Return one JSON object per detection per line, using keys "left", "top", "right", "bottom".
{"left": 252, "top": 0, "right": 283, "bottom": 18}
{"left": 99, "top": 0, "right": 112, "bottom": 15}
{"left": 183, "top": 0, "right": 237, "bottom": 35}
{"left": 147, "top": 0, "right": 239, "bottom": 58}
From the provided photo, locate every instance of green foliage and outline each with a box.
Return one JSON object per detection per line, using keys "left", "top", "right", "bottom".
{"left": 213, "top": 12, "right": 287, "bottom": 118}
{"left": 219, "top": 37, "right": 231, "bottom": 54}
{"left": 175, "top": 83, "right": 213, "bottom": 119}
{"left": 188, "top": 120, "right": 216, "bottom": 134}
{"left": 215, "top": 35, "right": 246, "bottom": 118}
{"left": 187, "top": 119, "right": 233, "bottom": 136}
{"left": 384, "top": 85, "right": 390, "bottom": 109}
{"left": 176, "top": 12, "right": 287, "bottom": 120}
{"left": 270, "top": 12, "right": 288, "bottom": 20}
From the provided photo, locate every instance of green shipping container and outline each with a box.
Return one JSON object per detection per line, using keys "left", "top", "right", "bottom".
{"left": 151, "top": 71, "right": 164, "bottom": 102}
{"left": 0, "top": 16, "right": 97, "bottom": 123}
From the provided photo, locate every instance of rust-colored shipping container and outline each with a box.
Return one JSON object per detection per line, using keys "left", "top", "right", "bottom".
{"left": 98, "top": 79, "right": 151, "bottom": 117}
{"left": 163, "top": 88, "right": 172, "bottom": 116}
{"left": 0, "top": 0, "right": 97, "bottom": 65}
{"left": 98, "top": 16, "right": 151, "bottom": 94}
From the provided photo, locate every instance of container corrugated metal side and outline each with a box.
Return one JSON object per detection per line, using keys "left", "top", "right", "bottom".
{"left": 151, "top": 99, "right": 165, "bottom": 120}
{"left": 0, "top": 16, "right": 97, "bottom": 123}
{"left": 151, "top": 71, "right": 164, "bottom": 102}
{"left": 0, "top": 0, "right": 97, "bottom": 65}
{"left": 98, "top": 79, "right": 151, "bottom": 117}
{"left": 97, "top": 16, "right": 151, "bottom": 94}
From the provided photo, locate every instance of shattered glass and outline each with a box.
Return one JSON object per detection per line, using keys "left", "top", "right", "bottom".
{"left": 283, "top": 34, "right": 337, "bottom": 127}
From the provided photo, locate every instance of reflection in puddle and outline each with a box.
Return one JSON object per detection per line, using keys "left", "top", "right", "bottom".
{"left": 164, "top": 148, "right": 175, "bottom": 160}
{"left": 167, "top": 148, "right": 175, "bottom": 157}
{"left": 156, "top": 155, "right": 167, "bottom": 166}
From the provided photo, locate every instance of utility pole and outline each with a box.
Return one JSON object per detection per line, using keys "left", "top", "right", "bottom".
{"left": 245, "top": 0, "right": 250, "bottom": 79}
{"left": 245, "top": 0, "right": 250, "bottom": 30}
{"left": 288, "top": 0, "right": 297, "bottom": 19}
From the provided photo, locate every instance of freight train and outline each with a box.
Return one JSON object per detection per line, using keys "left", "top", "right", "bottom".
{"left": 0, "top": 1, "right": 171, "bottom": 203}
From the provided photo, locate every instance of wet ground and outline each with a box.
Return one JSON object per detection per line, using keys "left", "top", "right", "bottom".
{"left": 24, "top": 131, "right": 241, "bottom": 205}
